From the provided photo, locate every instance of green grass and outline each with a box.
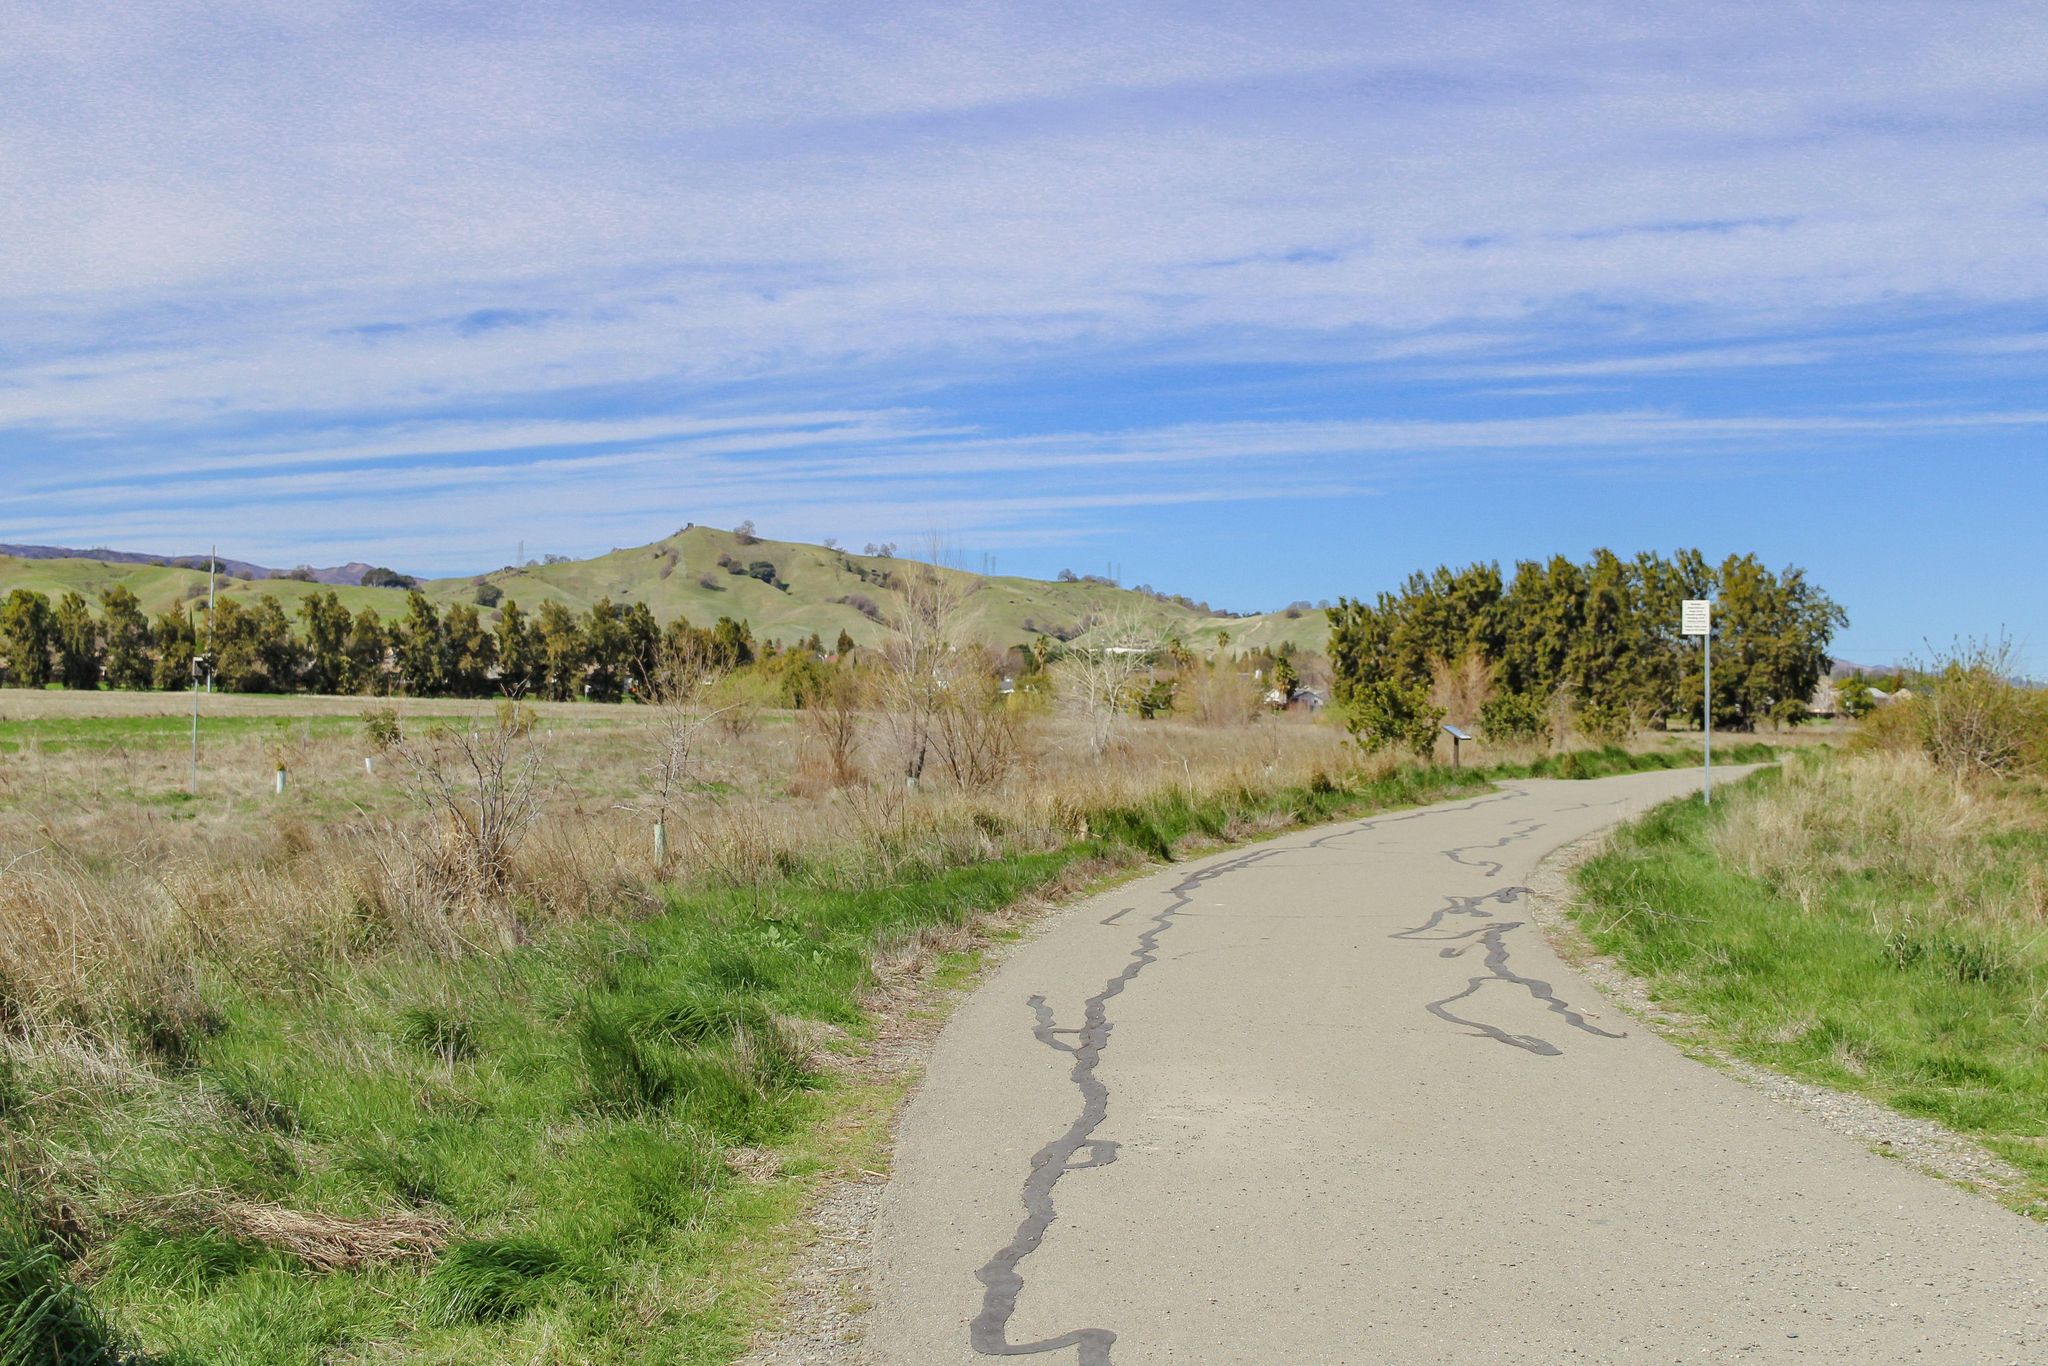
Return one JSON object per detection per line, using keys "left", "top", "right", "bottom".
{"left": 1485, "top": 739, "right": 1777, "bottom": 781}
{"left": 0, "top": 714, "right": 368, "bottom": 756}
{"left": 1, "top": 1199, "right": 146, "bottom": 1365}
{"left": 1572, "top": 770, "right": 2048, "bottom": 1212}
{"left": 7, "top": 760, "right": 1489, "bottom": 1364}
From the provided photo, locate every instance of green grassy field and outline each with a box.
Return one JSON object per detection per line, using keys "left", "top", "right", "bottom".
{"left": 1571, "top": 756, "right": 2048, "bottom": 1214}
{"left": 0, "top": 527, "right": 1331, "bottom": 656}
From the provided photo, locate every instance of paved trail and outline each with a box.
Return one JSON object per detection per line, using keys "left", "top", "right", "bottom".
{"left": 864, "top": 769, "right": 2047, "bottom": 1364}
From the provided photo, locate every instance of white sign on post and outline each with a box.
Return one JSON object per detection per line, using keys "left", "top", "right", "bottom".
{"left": 1682, "top": 600, "right": 1713, "bottom": 802}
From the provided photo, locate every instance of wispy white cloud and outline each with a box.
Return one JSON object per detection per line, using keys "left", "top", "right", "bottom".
{"left": 2, "top": 1, "right": 2046, "bottom": 580}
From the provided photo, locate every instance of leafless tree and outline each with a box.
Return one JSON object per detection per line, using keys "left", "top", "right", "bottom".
{"left": 872, "top": 548, "right": 1021, "bottom": 789}
{"left": 1054, "top": 612, "right": 1162, "bottom": 755}
{"left": 874, "top": 555, "right": 963, "bottom": 786}
{"left": 797, "top": 665, "right": 865, "bottom": 789}
{"left": 634, "top": 636, "right": 732, "bottom": 870}
{"left": 391, "top": 707, "right": 551, "bottom": 898}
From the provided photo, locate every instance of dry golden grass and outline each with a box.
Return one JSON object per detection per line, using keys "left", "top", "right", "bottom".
{"left": 0, "top": 690, "right": 1350, "bottom": 1031}
{"left": 1712, "top": 748, "right": 2048, "bottom": 926}
{"left": 126, "top": 1192, "right": 451, "bottom": 1274}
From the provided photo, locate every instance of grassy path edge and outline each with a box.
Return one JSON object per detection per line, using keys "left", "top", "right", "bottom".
{"left": 1521, "top": 781, "right": 2044, "bottom": 1224}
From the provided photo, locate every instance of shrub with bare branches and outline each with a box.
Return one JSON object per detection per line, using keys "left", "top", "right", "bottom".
{"left": 796, "top": 666, "right": 865, "bottom": 791}
{"left": 928, "top": 646, "right": 1024, "bottom": 790}
{"left": 632, "top": 636, "right": 731, "bottom": 870}
{"left": 391, "top": 711, "right": 551, "bottom": 898}
{"left": 874, "top": 556, "right": 964, "bottom": 786}
{"left": 1427, "top": 647, "right": 1495, "bottom": 733}
{"left": 1181, "top": 657, "right": 1262, "bottom": 728}
{"left": 1052, "top": 613, "right": 1161, "bottom": 755}
{"left": 870, "top": 554, "right": 1023, "bottom": 790}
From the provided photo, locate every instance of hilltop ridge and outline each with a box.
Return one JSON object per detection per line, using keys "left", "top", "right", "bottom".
{"left": 0, "top": 527, "right": 1330, "bottom": 655}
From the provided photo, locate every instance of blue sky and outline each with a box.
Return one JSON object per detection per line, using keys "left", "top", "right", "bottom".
{"left": 2, "top": 1, "right": 2044, "bottom": 667}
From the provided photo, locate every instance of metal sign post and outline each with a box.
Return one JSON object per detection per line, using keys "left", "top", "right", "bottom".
{"left": 1442, "top": 723, "right": 1472, "bottom": 768}
{"left": 1681, "top": 599, "right": 1712, "bottom": 804}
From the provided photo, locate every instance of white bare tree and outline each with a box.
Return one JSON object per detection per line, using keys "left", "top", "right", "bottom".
{"left": 1053, "top": 612, "right": 1162, "bottom": 755}
{"left": 873, "top": 546, "right": 1022, "bottom": 790}
{"left": 634, "top": 634, "right": 732, "bottom": 871}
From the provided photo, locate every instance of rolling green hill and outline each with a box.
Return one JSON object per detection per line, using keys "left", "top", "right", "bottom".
{"left": 0, "top": 527, "right": 1330, "bottom": 656}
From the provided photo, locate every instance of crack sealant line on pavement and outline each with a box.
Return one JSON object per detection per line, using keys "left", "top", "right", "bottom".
{"left": 969, "top": 846, "right": 1281, "bottom": 1362}
{"left": 967, "top": 792, "right": 1520, "bottom": 1363}
{"left": 1384, "top": 829, "right": 1627, "bottom": 1056}
{"left": 1442, "top": 816, "right": 1546, "bottom": 878}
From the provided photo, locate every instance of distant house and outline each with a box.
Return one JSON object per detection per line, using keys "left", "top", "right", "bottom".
{"left": 1265, "top": 684, "right": 1326, "bottom": 713}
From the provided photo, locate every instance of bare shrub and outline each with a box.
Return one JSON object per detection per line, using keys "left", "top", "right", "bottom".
{"left": 1919, "top": 637, "right": 2043, "bottom": 777}
{"left": 928, "top": 647, "right": 1024, "bottom": 790}
{"left": 1856, "top": 637, "right": 2048, "bottom": 778}
{"left": 631, "top": 636, "right": 730, "bottom": 872}
{"left": 796, "top": 667, "right": 864, "bottom": 791}
{"left": 707, "top": 672, "right": 771, "bottom": 739}
{"left": 1427, "top": 647, "right": 1495, "bottom": 732}
{"left": 870, "top": 554, "right": 1021, "bottom": 790}
{"left": 874, "top": 556, "right": 965, "bottom": 786}
{"left": 1052, "top": 613, "right": 1160, "bottom": 755}
{"left": 1182, "top": 659, "right": 1261, "bottom": 728}
{"left": 391, "top": 713, "right": 551, "bottom": 899}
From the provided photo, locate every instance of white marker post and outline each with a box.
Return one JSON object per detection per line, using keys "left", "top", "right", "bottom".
{"left": 1681, "top": 599, "right": 1713, "bottom": 804}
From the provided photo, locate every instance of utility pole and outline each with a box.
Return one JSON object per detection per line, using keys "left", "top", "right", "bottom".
{"left": 204, "top": 547, "right": 217, "bottom": 695}
{"left": 189, "top": 546, "right": 220, "bottom": 792}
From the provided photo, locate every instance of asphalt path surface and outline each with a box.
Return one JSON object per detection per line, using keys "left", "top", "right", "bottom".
{"left": 865, "top": 768, "right": 2048, "bottom": 1364}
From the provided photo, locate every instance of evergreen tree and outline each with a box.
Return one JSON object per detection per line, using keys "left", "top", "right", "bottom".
{"left": 1500, "top": 555, "right": 1584, "bottom": 701}
{"left": 341, "top": 608, "right": 388, "bottom": 694}
{"left": 395, "top": 591, "right": 445, "bottom": 696}
{"left": 298, "top": 591, "right": 352, "bottom": 694}
{"left": 0, "top": 589, "right": 53, "bottom": 687}
{"left": 1331, "top": 548, "right": 1845, "bottom": 744}
{"left": 51, "top": 592, "right": 103, "bottom": 690}
{"left": 709, "top": 615, "right": 754, "bottom": 670}
{"left": 535, "top": 600, "right": 585, "bottom": 700}
{"left": 251, "top": 596, "right": 298, "bottom": 690}
{"left": 620, "top": 602, "right": 659, "bottom": 694}
{"left": 100, "top": 586, "right": 153, "bottom": 690}
{"left": 152, "top": 603, "right": 197, "bottom": 690}
{"left": 206, "top": 598, "right": 263, "bottom": 691}
{"left": 442, "top": 603, "right": 495, "bottom": 696}
{"left": 494, "top": 600, "right": 538, "bottom": 696}
{"left": 583, "top": 598, "right": 630, "bottom": 701}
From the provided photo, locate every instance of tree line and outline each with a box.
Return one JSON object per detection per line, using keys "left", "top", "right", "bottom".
{"left": 0, "top": 586, "right": 861, "bottom": 702}
{"left": 1329, "top": 549, "right": 1846, "bottom": 753}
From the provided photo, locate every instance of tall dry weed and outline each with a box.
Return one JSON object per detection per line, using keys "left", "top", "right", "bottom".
{"left": 1713, "top": 750, "right": 2040, "bottom": 925}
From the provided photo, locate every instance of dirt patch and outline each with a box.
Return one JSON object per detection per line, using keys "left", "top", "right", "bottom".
{"left": 1526, "top": 830, "right": 2042, "bottom": 1217}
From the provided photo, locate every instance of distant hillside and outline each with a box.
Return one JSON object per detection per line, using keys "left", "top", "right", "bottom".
{"left": 0, "top": 544, "right": 378, "bottom": 586}
{"left": 0, "top": 528, "right": 1330, "bottom": 656}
